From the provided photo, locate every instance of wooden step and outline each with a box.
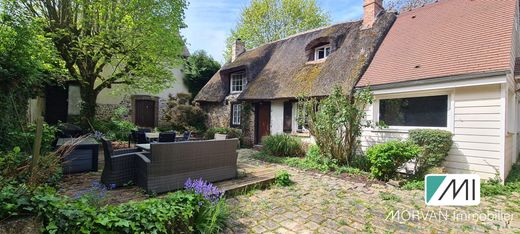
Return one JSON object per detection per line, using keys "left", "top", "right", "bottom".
{"left": 216, "top": 168, "right": 276, "bottom": 196}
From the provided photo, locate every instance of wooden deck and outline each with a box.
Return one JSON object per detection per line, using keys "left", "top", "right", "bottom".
{"left": 216, "top": 164, "right": 276, "bottom": 195}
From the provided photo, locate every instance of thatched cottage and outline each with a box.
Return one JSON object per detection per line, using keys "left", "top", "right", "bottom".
{"left": 195, "top": 0, "right": 397, "bottom": 145}
{"left": 195, "top": 0, "right": 520, "bottom": 180}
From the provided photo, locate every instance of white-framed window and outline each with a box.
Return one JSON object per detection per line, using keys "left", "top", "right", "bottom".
{"left": 232, "top": 104, "right": 241, "bottom": 126}
{"left": 314, "top": 44, "right": 331, "bottom": 60}
{"left": 295, "top": 102, "right": 309, "bottom": 132}
{"left": 378, "top": 95, "right": 448, "bottom": 128}
{"left": 230, "top": 72, "right": 246, "bottom": 93}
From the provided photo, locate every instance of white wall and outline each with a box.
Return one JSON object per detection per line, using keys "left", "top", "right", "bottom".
{"left": 97, "top": 67, "right": 188, "bottom": 105}
{"left": 270, "top": 101, "right": 284, "bottom": 135}
{"left": 361, "top": 83, "right": 508, "bottom": 180}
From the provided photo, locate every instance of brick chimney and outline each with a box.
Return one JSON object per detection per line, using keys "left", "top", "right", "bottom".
{"left": 231, "top": 38, "right": 246, "bottom": 62}
{"left": 362, "top": 0, "right": 383, "bottom": 29}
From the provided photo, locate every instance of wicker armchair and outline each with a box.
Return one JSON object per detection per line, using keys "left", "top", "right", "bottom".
{"left": 100, "top": 138, "right": 142, "bottom": 187}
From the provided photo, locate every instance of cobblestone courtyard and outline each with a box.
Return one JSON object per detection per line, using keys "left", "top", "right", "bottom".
{"left": 225, "top": 149, "right": 520, "bottom": 233}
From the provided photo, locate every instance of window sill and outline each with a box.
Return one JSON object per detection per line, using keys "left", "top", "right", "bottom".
{"left": 306, "top": 59, "right": 326, "bottom": 65}
{"left": 291, "top": 132, "right": 311, "bottom": 137}
{"left": 370, "top": 126, "right": 450, "bottom": 133}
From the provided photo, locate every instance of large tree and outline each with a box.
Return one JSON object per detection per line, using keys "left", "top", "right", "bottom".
{"left": 6, "top": 0, "right": 187, "bottom": 124}
{"left": 183, "top": 50, "right": 221, "bottom": 98}
{"left": 224, "top": 0, "right": 330, "bottom": 61}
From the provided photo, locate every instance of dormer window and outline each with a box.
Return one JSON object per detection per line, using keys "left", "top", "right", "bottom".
{"left": 230, "top": 72, "right": 246, "bottom": 93}
{"left": 314, "top": 44, "right": 331, "bottom": 60}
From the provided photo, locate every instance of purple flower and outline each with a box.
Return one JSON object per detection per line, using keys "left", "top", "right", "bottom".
{"left": 184, "top": 178, "right": 224, "bottom": 203}
{"left": 94, "top": 131, "right": 104, "bottom": 140}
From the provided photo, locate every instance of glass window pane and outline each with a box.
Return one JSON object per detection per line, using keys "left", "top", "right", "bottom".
{"left": 379, "top": 95, "right": 448, "bottom": 127}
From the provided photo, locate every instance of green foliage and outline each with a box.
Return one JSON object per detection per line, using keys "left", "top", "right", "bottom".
{"left": 366, "top": 140, "right": 422, "bottom": 181}
{"left": 262, "top": 134, "right": 304, "bottom": 157}
{"left": 300, "top": 87, "right": 375, "bottom": 165}
{"left": 92, "top": 107, "right": 136, "bottom": 141}
{"left": 480, "top": 164, "right": 520, "bottom": 197}
{"left": 6, "top": 0, "right": 188, "bottom": 123}
{"left": 409, "top": 129, "right": 453, "bottom": 176}
{"left": 224, "top": 0, "right": 330, "bottom": 61}
{"left": 5, "top": 122, "right": 58, "bottom": 153}
{"left": 401, "top": 179, "right": 425, "bottom": 191}
{"left": 163, "top": 93, "right": 207, "bottom": 132}
{"left": 204, "top": 127, "right": 242, "bottom": 140}
{"left": 0, "top": 186, "right": 229, "bottom": 233}
{"left": 0, "top": 184, "right": 33, "bottom": 218}
{"left": 0, "top": 9, "right": 62, "bottom": 150}
{"left": 183, "top": 50, "right": 221, "bottom": 97}
{"left": 274, "top": 170, "right": 292, "bottom": 186}
{"left": 379, "top": 192, "right": 401, "bottom": 202}
{"left": 0, "top": 147, "right": 62, "bottom": 188}
{"left": 256, "top": 145, "right": 365, "bottom": 175}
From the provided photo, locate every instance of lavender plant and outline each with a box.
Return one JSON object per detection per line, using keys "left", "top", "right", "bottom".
{"left": 184, "top": 178, "right": 224, "bottom": 203}
{"left": 73, "top": 181, "right": 113, "bottom": 207}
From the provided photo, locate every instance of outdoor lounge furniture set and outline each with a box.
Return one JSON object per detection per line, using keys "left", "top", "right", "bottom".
{"left": 100, "top": 138, "right": 238, "bottom": 193}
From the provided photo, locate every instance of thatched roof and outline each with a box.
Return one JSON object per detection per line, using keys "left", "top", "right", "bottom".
{"left": 194, "top": 11, "right": 396, "bottom": 102}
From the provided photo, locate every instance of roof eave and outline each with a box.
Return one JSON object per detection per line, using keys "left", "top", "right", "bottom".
{"left": 356, "top": 70, "right": 509, "bottom": 90}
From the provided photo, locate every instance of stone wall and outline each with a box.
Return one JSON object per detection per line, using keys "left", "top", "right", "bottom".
{"left": 201, "top": 95, "right": 256, "bottom": 146}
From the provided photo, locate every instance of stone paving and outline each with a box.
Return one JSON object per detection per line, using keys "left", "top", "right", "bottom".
{"left": 224, "top": 149, "right": 520, "bottom": 233}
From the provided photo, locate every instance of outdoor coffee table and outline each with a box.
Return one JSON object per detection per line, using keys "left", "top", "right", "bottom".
{"left": 136, "top": 144, "right": 151, "bottom": 151}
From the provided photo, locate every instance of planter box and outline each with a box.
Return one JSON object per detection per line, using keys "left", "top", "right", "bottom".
{"left": 56, "top": 137, "right": 99, "bottom": 174}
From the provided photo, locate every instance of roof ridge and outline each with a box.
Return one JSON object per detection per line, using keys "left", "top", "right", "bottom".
{"left": 243, "top": 20, "right": 360, "bottom": 52}
{"left": 397, "top": 0, "right": 447, "bottom": 17}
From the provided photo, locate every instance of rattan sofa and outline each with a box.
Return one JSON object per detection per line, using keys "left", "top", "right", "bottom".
{"left": 135, "top": 139, "right": 239, "bottom": 194}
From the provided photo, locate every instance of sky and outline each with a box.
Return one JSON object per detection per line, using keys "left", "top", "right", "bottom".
{"left": 180, "top": 0, "right": 364, "bottom": 64}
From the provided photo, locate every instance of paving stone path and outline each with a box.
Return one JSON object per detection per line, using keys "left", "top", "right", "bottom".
{"left": 224, "top": 149, "right": 520, "bottom": 233}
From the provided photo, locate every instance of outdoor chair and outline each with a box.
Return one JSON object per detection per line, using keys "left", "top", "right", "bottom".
{"left": 158, "top": 132, "right": 176, "bottom": 142}
{"left": 136, "top": 132, "right": 149, "bottom": 144}
{"left": 182, "top": 131, "right": 191, "bottom": 141}
{"left": 134, "top": 139, "right": 239, "bottom": 194}
{"left": 129, "top": 128, "right": 152, "bottom": 146}
{"left": 100, "top": 137, "right": 142, "bottom": 187}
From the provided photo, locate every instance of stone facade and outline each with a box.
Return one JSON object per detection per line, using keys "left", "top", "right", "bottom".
{"left": 202, "top": 93, "right": 256, "bottom": 146}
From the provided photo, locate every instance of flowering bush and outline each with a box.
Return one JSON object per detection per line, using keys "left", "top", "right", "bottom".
{"left": 73, "top": 181, "right": 115, "bottom": 207}
{"left": 184, "top": 178, "right": 224, "bottom": 203}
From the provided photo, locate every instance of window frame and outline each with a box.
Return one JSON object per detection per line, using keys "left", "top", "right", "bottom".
{"left": 314, "top": 44, "right": 331, "bottom": 61}
{"left": 372, "top": 91, "right": 454, "bottom": 132}
{"left": 230, "top": 72, "right": 246, "bottom": 94}
{"left": 231, "top": 103, "right": 242, "bottom": 127}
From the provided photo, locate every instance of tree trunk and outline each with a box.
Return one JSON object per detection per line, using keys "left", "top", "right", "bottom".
{"left": 80, "top": 86, "right": 99, "bottom": 129}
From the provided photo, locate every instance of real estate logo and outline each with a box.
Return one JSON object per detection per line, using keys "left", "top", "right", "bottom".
{"left": 425, "top": 174, "right": 480, "bottom": 206}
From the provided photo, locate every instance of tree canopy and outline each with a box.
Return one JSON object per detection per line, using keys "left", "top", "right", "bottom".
{"left": 224, "top": 0, "right": 330, "bottom": 62}
{"left": 5, "top": 0, "right": 188, "bottom": 123}
{"left": 0, "top": 6, "right": 63, "bottom": 148}
{"left": 183, "top": 50, "right": 221, "bottom": 98}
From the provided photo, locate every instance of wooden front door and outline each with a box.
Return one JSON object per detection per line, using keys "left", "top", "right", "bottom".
{"left": 255, "top": 102, "right": 271, "bottom": 144}
{"left": 134, "top": 99, "right": 156, "bottom": 127}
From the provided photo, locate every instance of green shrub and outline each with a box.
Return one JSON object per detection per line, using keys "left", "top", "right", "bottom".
{"left": 92, "top": 107, "right": 136, "bottom": 141}
{"left": 204, "top": 127, "right": 242, "bottom": 140}
{"left": 0, "top": 184, "right": 32, "bottom": 219}
{"left": 262, "top": 134, "right": 304, "bottom": 157}
{"left": 366, "top": 140, "right": 422, "bottom": 181}
{"left": 401, "top": 180, "right": 425, "bottom": 191}
{"left": 409, "top": 129, "right": 453, "bottom": 176}
{"left": 5, "top": 122, "right": 58, "bottom": 153}
{"left": 274, "top": 170, "right": 292, "bottom": 186}
{"left": 28, "top": 187, "right": 228, "bottom": 233}
{"left": 258, "top": 145, "right": 364, "bottom": 175}
{"left": 163, "top": 93, "right": 207, "bottom": 132}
